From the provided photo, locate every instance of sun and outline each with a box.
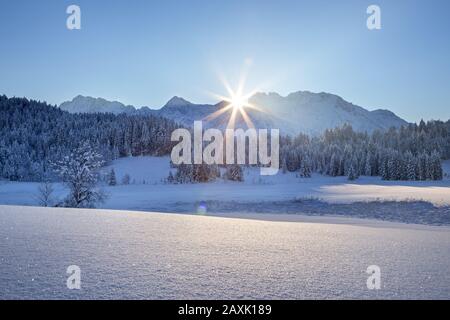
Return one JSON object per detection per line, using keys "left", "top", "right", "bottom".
{"left": 205, "top": 88, "right": 256, "bottom": 129}
{"left": 218, "top": 81, "right": 253, "bottom": 113}
{"left": 229, "top": 93, "right": 248, "bottom": 111}
{"left": 204, "top": 75, "right": 266, "bottom": 129}
{"left": 211, "top": 89, "right": 265, "bottom": 129}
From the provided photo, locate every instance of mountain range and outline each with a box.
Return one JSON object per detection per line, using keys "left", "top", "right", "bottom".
{"left": 59, "top": 92, "right": 408, "bottom": 135}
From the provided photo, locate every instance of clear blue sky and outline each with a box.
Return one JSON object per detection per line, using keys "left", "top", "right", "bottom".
{"left": 0, "top": 0, "right": 449, "bottom": 122}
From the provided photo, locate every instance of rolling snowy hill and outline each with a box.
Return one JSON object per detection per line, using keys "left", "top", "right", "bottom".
{"left": 1, "top": 205, "right": 449, "bottom": 299}
{"left": 59, "top": 91, "right": 408, "bottom": 135}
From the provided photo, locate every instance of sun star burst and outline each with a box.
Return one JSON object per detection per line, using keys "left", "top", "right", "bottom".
{"left": 204, "top": 74, "right": 267, "bottom": 130}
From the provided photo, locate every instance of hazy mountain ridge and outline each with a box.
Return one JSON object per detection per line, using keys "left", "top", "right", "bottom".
{"left": 59, "top": 95, "right": 153, "bottom": 115}
{"left": 59, "top": 91, "right": 408, "bottom": 135}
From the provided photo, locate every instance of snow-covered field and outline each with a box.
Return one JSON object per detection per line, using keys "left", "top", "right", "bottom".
{"left": 106, "top": 157, "right": 450, "bottom": 207}
{"left": 0, "top": 205, "right": 449, "bottom": 299}
{"left": 73, "top": 156, "right": 450, "bottom": 207}
{"left": 0, "top": 156, "right": 449, "bottom": 224}
{"left": 1, "top": 157, "right": 449, "bottom": 298}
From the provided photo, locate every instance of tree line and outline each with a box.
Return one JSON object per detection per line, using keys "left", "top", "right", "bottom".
{"left": 0, "top": 95, "right": 448, "bottom": 183}
{"left": 0, "top": 95, "right": 179, "bottom": 181}
{"left": 280, "top": 121, "right": 448, "bottom": 181}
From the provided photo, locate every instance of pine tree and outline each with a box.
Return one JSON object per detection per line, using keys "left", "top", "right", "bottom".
{"left": 281, "top": 156, "right": 287, "bottom": 174}
{"left": 380, "top": 152, "right": 390, "bottom": 180}
{"left": 167, "top": 171, "right": 175, "bottom": 184}
{"left": 299, "top": 158, "right": 312, "bottom": 178}
{"left": 429, "top": 150, "right": 443, "bottom": 180}
{"left": 193, "top": 164, "right": 218, "bottom": 183}
{"left": 364, "top": 154, "right": 372, "bottom": 176}
{"left": 405, "top": 151, "right": 416, "bottom": 180}
{"left": 418, "top": 152, "right": 428, "bottom": 180}
{"left": 174, "top": 164, "right": 193, "bottom": 184}
{"left": 121, "top": 174, "right": 131, "bottom": 185}
{"left": 348, "top": 164, "right": 357, "bottom": 181}
{"left": 108, "top": 168, "right": 117, "bottom": 186}
{"left": 329, "top": 153, "right": 340, "bottom": 177}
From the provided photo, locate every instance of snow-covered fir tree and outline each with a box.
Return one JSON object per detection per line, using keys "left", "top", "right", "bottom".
{"left": 107, "top": 168, "right": 117, "bottom": 186}
{"left": 347, "top": 164, "right": 357, "bottom": 181}
{"left": 121, "top": 174, "right": 131, "bottom": 185}
{"left": 299, "top": 157, "right": 312, "bottom": 178}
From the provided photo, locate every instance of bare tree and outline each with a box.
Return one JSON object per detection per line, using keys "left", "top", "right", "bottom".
{"left": 37, "top": 181, "right": 54, "bottom": 207}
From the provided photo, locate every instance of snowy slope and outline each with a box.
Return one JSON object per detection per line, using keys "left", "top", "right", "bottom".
{"left": 157, "top": 96, "right": 220, "bottom": 127}
{"left": 0, "top": 205, "right": 449, "bottom": 299}
{"left": 59, "top": 91, "right": 408, "bottom": 135}
{"left": 249, "top": 91, "right": 408, "bottom": 135}
{"left": 155, "top": 92, "right": 408, "bottom": 135}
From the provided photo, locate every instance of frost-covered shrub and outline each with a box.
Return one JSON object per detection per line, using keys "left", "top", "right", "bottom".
{"left": 168, "top": 163, "right": 220, "bottom": 184}
{"left": 53, "top": 142, "right": 106, "bottom": 208}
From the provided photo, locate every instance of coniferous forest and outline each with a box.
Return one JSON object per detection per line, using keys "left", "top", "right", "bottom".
{"left": 279, "top": 122, "right": 449, "bottom": 181}
{"left": 0, "top": 95, "right": 449, "bottom": 182}
{"left": 0, "top": 95, "right": 179, "bottom": 181}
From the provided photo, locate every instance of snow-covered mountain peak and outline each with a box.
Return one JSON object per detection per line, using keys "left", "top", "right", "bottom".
{"left": 59, "top": 91, "right": 408, "bottom": 135}
{"left": 60, "top": 95, "right": 135, "bottom": 114}
{"left": 164, "top": 96, "right": 193, "bottom": 108}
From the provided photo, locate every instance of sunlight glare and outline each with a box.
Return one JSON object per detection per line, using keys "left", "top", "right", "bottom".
{"left": 204, "top": 68, "right": 273, "bottom": 129}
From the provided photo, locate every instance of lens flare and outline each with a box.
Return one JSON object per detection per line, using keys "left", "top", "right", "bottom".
{"left": 230, "top": 94, "right": 247, "bottom": 111}
{"left": 205, "top": 72, "right": 268, "bottom": 130}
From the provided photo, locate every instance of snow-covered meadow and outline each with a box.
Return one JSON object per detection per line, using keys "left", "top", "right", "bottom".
{"left": 0, "top": 156, "right": 449, "bottom": 225}
{"left": 0, "top": 205, "right": 449, "bottom": 299}
{"left": 0, "top": 157, "right": 449, "bottom": 299}
{"left": 90, "top": 156, "right": 450, "bottom": 207}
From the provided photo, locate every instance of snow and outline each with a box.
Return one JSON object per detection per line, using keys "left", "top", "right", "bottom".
{"left": 59, "top": 95, "right": 135, "bottom": 114}
{"left": 104, "top": 157, "right": 450, "bottom": 215}
{"left": 0, "top": 205, "right": 449, "bottom": 299}
{"left": 1, "top": 158, "right": 448, "bottom": 297}
{"left": 59, "top": 91, "right": 407, "bottom": 135}
{"left": 102, "top": 157, "right": 450, "bottom": 204}
{"left": 106, "top": 156, "right": 171, "bottom": 184}
{"left": 0, "top": 157, "right": 449, "bottom": 225}
{"left": 244, "top": 91, "right": 406, "bottom": 135}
